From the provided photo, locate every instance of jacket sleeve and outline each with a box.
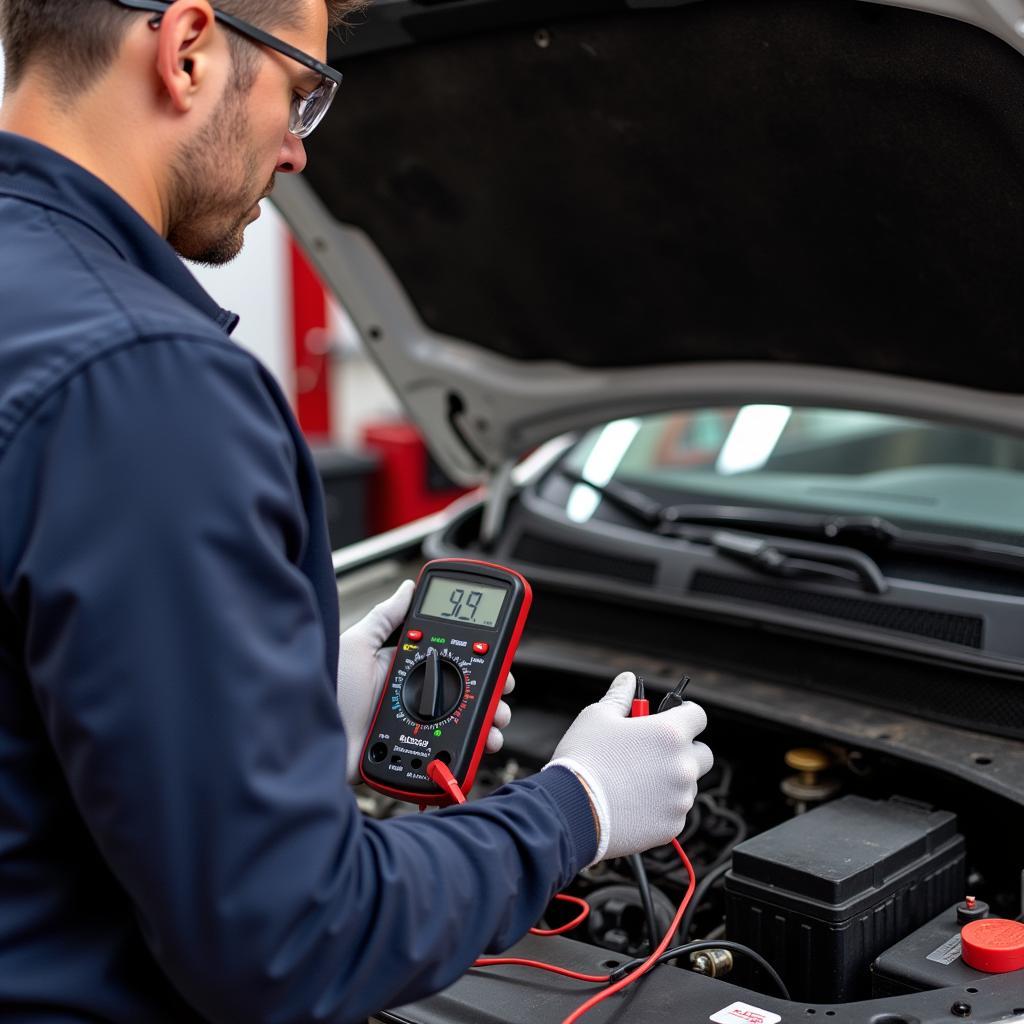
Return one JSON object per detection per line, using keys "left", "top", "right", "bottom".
{"left": 4, "top": 336, "right": 597, "bottom": 1024}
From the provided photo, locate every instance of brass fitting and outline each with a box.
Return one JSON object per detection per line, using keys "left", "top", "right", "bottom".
{"left": 690, "top": 948, "right": 734, "bottom": 978}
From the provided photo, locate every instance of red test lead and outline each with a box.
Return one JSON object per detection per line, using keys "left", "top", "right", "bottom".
{"left": 428, "top": 665, "right": 702, "bottom": 1024}
{"left": 426, "top": 758, "right": 467, "bottom": 805}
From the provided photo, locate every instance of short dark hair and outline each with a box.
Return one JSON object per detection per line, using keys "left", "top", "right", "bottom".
{"left": 0, "top": 0, "right": 363, "bottom": 94}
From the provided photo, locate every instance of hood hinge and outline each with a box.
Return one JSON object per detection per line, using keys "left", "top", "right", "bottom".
{"left": 480, "top": 459, "right": 517, "bottom": 549}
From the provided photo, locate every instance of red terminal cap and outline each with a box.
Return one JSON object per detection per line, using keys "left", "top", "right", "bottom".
{"left": 961, "top": 918, "right": 1024, "bottom": 973}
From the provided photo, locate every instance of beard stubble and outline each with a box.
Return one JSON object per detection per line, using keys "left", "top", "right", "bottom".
{"left": 166, "top": 86, "right": 275, "bottom": 267}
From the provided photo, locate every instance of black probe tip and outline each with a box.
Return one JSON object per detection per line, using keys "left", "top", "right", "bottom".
{"left": 656, "top": 674, "right": 692, "bottom": 714}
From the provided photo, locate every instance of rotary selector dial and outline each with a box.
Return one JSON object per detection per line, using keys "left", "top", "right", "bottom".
{"left": 401, "top": 649, "right": 465, "bottom": 724}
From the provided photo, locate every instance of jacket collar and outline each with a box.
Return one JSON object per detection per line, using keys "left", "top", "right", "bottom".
{"left": 0, "top": 132, "right": 239, "bottom": 335}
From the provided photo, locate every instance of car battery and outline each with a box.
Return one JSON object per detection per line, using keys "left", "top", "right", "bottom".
{"left": 725, "top": 796, "right": 965, "bottom": 1003}
{"left": 871, "top": 903, "right": 1023, "bottom": 996}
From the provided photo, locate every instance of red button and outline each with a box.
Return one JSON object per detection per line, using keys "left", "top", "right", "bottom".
{"left": 407, "top": 630, "right": 423, "bottom": 642}
{"left": 472, "top": 642, "right": 489, "bottom": 655}
{"left": 961, "top": 919, "right": 1024, "bottom": 973}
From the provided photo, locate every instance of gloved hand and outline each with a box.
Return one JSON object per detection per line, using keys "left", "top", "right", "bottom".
{"left": 337, "top": 580, "right": 515, "bottom": 783}
{"left": 545, "top": 672, "right": 713, "bottom": 863}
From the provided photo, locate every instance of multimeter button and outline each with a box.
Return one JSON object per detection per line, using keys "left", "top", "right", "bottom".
{"left": 407, "top": 629, "right": 423, "bottom": 642}
{"left": 369, "top": 742, "right": 388, "bottom": 763}
{"left": 472, "top": 642, "right": 489, "bottom": 655}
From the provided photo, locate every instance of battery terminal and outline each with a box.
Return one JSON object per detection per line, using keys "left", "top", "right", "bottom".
{"left": 782, "top": 747, "right": 840, "bottom": 813}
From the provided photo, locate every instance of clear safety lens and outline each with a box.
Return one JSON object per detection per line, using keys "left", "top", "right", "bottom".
{"left": 290, "top": 77, "right": 338, "bottom": 139}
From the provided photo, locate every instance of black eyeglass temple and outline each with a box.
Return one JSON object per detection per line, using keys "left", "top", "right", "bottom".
{"left": 111, "top": 0, "right": 342, "bottom": 87}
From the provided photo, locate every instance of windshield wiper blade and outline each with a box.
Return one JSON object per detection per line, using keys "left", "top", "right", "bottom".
{"left": 559, "top": 469, "right": 890, "bottom": 537}
{"left": 663, "top": 505, "right": 899, "bottom": 542}
{"left": 879, "top": 524, "right": 1024, "bottom": 570}
{"left": 559, "top": 469, "right": 886, "bottom": 590}
{"left": 665, "top": 505, "right": 1024, "bottom": 571}
{"left": 558, "top": 468, "right": 1024, "bottom": 571}
{"left": 558, "top": 469, "right": 666, "bottom": 526}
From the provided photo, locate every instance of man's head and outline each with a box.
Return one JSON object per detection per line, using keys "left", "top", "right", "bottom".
{"left": 0, "top": 0, "right": 362, "bottom": 264}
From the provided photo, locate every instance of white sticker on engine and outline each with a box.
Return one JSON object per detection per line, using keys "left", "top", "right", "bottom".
{"left": 926, "top": 934, "right": 963, "bottom": 965}
{"left": 711, "top": 1001, "right": 783, "bottom": 1024}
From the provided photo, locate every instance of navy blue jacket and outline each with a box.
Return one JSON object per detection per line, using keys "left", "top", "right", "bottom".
{"left": 0, "top": 133, "right": 596, "bottom": 1024}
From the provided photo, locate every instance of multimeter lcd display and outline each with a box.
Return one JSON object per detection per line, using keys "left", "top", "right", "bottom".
{"left": 418, "top": 577, "right": 507, "bottom": 628}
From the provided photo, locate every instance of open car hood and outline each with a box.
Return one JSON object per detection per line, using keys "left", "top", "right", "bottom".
{"left": 275, "top": 0, "right": 1024, "bottom": 485}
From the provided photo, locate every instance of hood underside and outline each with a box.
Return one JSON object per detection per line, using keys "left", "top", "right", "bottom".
{"left": 278, "top": 0, "right": 1024, "bottom": 483}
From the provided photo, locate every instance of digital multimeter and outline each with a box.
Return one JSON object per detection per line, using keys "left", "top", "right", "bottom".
{"left": 359, "top": 558, "right": 533, "bottom": 805}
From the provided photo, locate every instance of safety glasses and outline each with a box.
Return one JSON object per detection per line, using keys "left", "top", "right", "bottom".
{"left": 111, "top": 0, "right": 343, "bottom": 138}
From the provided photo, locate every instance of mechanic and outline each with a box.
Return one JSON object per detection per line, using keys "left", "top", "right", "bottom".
{"left": 0, "top": 2, "right": 713, "bottom": 1021}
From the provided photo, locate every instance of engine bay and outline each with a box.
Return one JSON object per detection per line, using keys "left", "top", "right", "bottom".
{"left": 332, "top": 448, "right": 1024, "bottom": 1024}
{"left": 354, "top": 626, "right": 1024, "bottom": 1022}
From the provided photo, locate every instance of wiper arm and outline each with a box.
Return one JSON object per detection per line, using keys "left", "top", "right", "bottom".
{"left": 711, "top": 530, "right": 888, "bottom": 594}
{"left": 558, "top": 468, "right": 1024, "bottom": 571}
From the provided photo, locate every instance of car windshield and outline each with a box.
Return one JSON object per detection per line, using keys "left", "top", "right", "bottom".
{"left": 557, "top": 406, "right": 1024, "bottom": 540}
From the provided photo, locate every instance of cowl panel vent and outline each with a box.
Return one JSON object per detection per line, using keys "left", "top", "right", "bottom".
{"left": 690, "top": 572, "right": 983, "bottom": 648}
{"left": 512, "top": 534, "right": 656, "bottom": 584}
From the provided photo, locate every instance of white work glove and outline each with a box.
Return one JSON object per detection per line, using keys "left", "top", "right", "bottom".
{"left": 545, "top": 672, "right": 713, "bottom": 863}
{"left": 337, "top": 580, "right": 516, "bottom": 783}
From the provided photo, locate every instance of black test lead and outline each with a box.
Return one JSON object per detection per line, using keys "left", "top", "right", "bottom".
{"left": 658, "top": 674, "right": 691, "bottom": 713}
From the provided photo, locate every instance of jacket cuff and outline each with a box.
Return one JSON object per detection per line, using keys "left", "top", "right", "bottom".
{"left": 533, "top": 765, "right": 598, "bottom": 875}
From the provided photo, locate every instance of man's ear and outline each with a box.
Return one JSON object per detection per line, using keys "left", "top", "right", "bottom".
{"left": 155, "top": 0, "right": 219, "bottom": 114}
